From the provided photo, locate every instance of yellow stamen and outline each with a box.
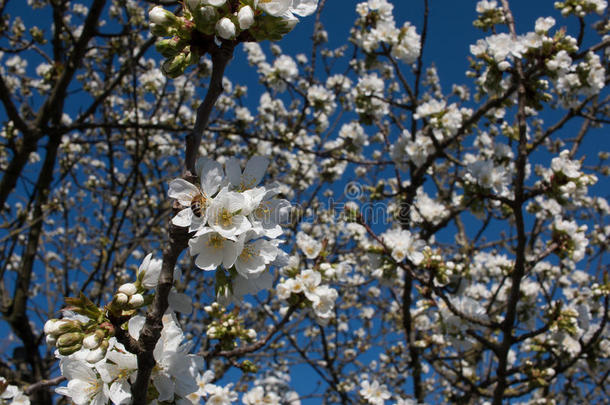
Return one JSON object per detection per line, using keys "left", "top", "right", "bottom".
{"left": 220, "top": 208, "right": 233, "bottom": 227}
{"left": 239, "top": 245, "right": 258, "bottom": 262}
{"left": 208, "top": 234, "right": 224, "bottom": 249}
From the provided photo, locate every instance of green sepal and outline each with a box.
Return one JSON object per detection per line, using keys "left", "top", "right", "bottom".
{"left": 64, "top": 292, "right": 102, "bottom": 320}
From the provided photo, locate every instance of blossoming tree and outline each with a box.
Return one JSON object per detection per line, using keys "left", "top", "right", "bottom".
{"left": 0, "top": 0, "right": 608, "bottom": 404}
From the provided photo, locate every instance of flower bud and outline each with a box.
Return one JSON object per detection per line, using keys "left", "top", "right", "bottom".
{"left": 216, "top": 17, "right": 236, "bottom": 40}
{"left": 192, "top": 6, "right": 218, "bottom": 35}
{"left": 343, "top": 201, "right": 359, "bottom": 222}
{"left": 205, "top": 0, "right": 226, "bottom": 6}
{"left": 115, "top": 292, "right": 129, "bottom": 306}
{"left": 498, "top": 61, "right": 511, "bottom": 71}
{"left": 161, "top": 52, "right": 188, "bottom": 78}
{"left": 282, "top": 15, "right": 298, "bottom": 31}
{"left": 82, "top": 335, "right": 99, "bottom": 350}
{"left": 118, "top": 283, "right": 137, "bottom": 296}
{"left": 45, "top": 334, "right": 57, "bottom": 346}
{"left": 149, "top": 6, "right": 178, "bottom": 27}
{"left": 186, "top": 0, "right": 203, "bottom": 12}
{"left": 58, "top": 343, "right": 82, "bottom": 356}
{"left": 258, "top": 0, "right": 291, "bottom": 16}
{"left": 85, "top": 347, "right": 106, "bottom": 364}
{"left": 241, "top": 359, "right": 258, "bottom": 373}
{"left": 57, "top": 332, "right": 84, "bottom": 348}
{"left": 44, "top": 319, "right": 60, "bottom": 335}
{"left": 246, "top": 328, "right": 257, "bottom": 339}
{"left": 150, "top": 23, "right": 171, "bottom": 37}
{"left": 48, "top": 319, "right": 82, "bottom": 336}
{"left": 156, "top": 37, "right": 187, "bottom": 58}
{"left": 128, "top": 293, "right": 145, "bottom": 308}
{"left": 82, "top": 330, "right": 105, "bottom": 350}
{"left": 238, "top": 5, "right": 255, "bottom": 30}
{"left": 99, "top": 322, "right": 115, "bottom": 337}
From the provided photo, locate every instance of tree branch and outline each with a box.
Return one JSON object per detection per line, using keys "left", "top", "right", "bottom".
{"left": 185, "top": 40, "right": 236, "bottom": 174}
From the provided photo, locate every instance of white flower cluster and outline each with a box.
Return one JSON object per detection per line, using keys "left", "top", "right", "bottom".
{"left": 54, "top": 313, "right": 202, "bottom": 405}
{"left": 466, "top": 159, "right": 511, "bottom": 196}
{"left": 476, "top": 0, "right": 499, "bottom": 13}
{"left": 44, "top": 253, "right": 193, "bottom": 373}
{"left": 555, "top": 0, "right": 607, "bottom": 17}
{"left": 473, "top": 1, "right": 506, "bottom": 30}
{"left": 359, "top": 379, "right": 391, "bottom": 405}
{"left": 0, "top": 377, "right": 30, "bottom": 405}
{"left": 392, "top": 100, "right": 471, "bottom": 169}
{"left": 381, "top": 228, "right": 426, "bottom": 265}
{"left": 471, "top": 32, "right": 527, "bottom": 70}
{"left": 169, "top": 156, "right": 291, "bottom": 296}
{"left": 258, "top": 53, "right": 299, "bottom": 92}
{"left": 277, "top": 267, "right": 338, "bottom": 321}
{"left": 296, "top": 231, "right": 323, "bottom": 259}
{"left": 470, "top": 11, "right": 606, "bottom": 107}
{"left": 353, "top": 0, "right": 421, "bottom": 64}
{"left": 391, "top": 130, "right": 434, "bottom": 169}
{"left": 185, "top": 370, "right": 239, "bottom": 404}
{"left": 468, "top": 16, "right": 563, "bottom": 96}
{"left": 353, "top": 73, "right": 389, "bottom": 123}
{"left": 539, "top": 150, "right": 598, "bottom": 204}
{"left": 153, "top": 0, "right": 316, "bottom": 40}
{"left": 243, "top": 370, "right": 300, "bottom": 405}
{"left": 256, "top": 0, "right": 318, "bottom": 21}
{"left": 415, "top": 99, "right": 472, "bottom": 138}
{"left": 549, "top": 51, "right": 605, "bottom": 107}
{"left": 149, "top": 0, "right": 318, "bottom": 77}
{"left": 552, "top": 216, "right": 589, "bottom": 262}
{"left": 410, "top": 188, "right": 448, "bottom": 226}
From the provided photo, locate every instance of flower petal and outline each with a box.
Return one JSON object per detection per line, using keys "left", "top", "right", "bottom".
{"left": 128, "top": 316, "right": 145, "bottom": 340}
{"left": 258, "top": 0, "right": 291, "bottom": 16}
{"left": 291, "top": 0, "right": 318, "bottom": 16}
{"left": 172, "top": 208, "right": 193, "bottom": 228}
{"left": 169, "top": 290, "right": 192, "bottom": 314}
{"left": 242, "top": 156, "right": 269, "bottom": 188}
{"left": 153, "top": 373, "right": 175, "bottom": 402}
{"left": 224, "top": 157, "right": 242, "bottom": 188}
{"left": 198, "top": 157, "right": 224, "bottom": 196}
{"left": 168, "top": 179, "right": 199, "bottom": 205}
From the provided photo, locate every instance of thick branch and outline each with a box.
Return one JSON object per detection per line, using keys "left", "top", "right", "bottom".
{"left": 185, "top": 41, "right": 236, "bottom": 174}
{"left": 131, "top": 221, "right": 190, "bottom": 405}
{"left": 1, "top": 135, "right": 62, "bottom": 405}
{"left": 493, "top": 2, "right": 530, "bottom": 403}
{"left": 0, "top": 0, "right": 106, "bottom": 211}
